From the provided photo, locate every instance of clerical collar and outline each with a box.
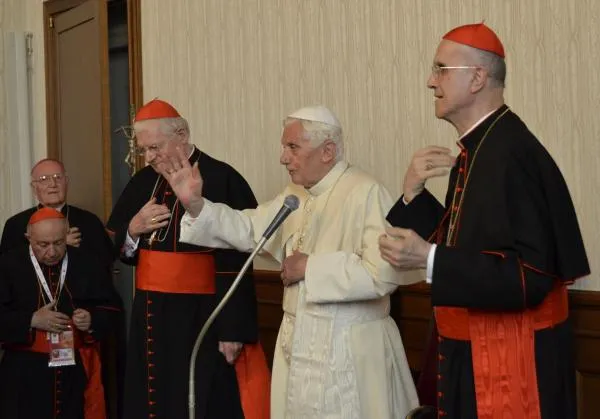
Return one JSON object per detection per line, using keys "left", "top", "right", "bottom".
{"left": 458, "top": 105, "right": 509, "bottom": 150}
{"left": 308, "top": 160, "right": 349, "bottom": 197}
{"left": 40, "top": 260, "right": 63, "bottom": 272}
{"left": 459, "top": 107, "right": 502, "bottom": 140}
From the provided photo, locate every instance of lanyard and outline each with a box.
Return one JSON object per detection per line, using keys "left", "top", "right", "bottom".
{"left": 29, "top": 245, "right": 68, "bottom": 306}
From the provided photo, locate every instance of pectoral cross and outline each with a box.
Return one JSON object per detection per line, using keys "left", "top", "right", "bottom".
{"left": 147, "top": 230, "right": 157, "bottom": 246}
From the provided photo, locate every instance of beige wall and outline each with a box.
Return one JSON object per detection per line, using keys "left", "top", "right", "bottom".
{"left": 141, "top": 1, "right": 600, "bottom": 290}
{"left": 0, "top": 0, "right": 48, "bottom": 224}
{"left": 1, "top": 1, "right": 596, "bottom": 290}
{"left": 141, "top": 0, "right": 600, "bottom": 290}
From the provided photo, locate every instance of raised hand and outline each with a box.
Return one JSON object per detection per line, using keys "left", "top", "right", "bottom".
{"left": 127, "top": 198, "right": 171, "bottom": 241}
{"left": 403, "top": 146, "right": 455, "bottom": 202}
{"left": 158, "top": 147, "right": 205, "bottom": 217}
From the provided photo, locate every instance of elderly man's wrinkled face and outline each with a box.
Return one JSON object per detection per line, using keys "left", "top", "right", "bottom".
{"left": 28, "top": 218, "right": 68, "bottom": 266}
{"left": 279, "top": 120, "right": 334, "bottom": 188}
{"left": 427, "top": 40, "right": 478, "bottom": 122}
{"left": 31, "top": 160, "right": 68, "bottom": 208}
{"left": 136, "top": 120, "right": 187, "bottom": 172}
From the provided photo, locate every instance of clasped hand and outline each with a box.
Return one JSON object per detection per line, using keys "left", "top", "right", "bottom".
{"left": 31, "top": 302, "right": 92, "bottom": 333}
{"left": 66, "top": 226, "right": 81, "bottom": 247}
{"left": 127, "top": 198, "right": 171, "bottom": 240}
{"left": 280, "top": 250, "right": 308, "bottom": 286}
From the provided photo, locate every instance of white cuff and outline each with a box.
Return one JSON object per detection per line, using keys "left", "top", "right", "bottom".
{"left": 181, "top": 198, "right": 212, "bottom": 226}
{"left": 123, "top": 231, "right": 140, "bottom": 258}
{"left": 425, "top": 244, "right": 437, "bottom": 284}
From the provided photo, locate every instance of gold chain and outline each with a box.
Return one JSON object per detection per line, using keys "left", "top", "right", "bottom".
{"left": 446, "top": 107, "right": 510, "bottom": 245}
{"left": 147, "top": 152, "right": 201, "bottom": 245}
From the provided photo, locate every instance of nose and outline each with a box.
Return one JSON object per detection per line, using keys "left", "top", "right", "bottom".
{"left": 280, "top": 148, "right": 290, "bottom": 165}
{"left": 47, "top": 245, "right": 57, "bottom": 258}
{"left": 427, "top": 72, "right": 437, "bottom": 89}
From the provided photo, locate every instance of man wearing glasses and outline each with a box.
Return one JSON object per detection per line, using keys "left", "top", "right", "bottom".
{"left": 0, "top": 160, "right": 121, "bottom": 416}
{"left": 380, "top": 23, "right": 589, "bottom": 418}
{"left": 0, "top": 158, "right": 114, "bottom": 271}
{"left": 107, "top": 99, "right": 270, "bottom": 419}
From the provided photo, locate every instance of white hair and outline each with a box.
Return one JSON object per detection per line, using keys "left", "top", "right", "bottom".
{"left": 473, "top": 49, "right": 506, "bottom": 88}
{"left": 284, "top": 118, "right": 344, "bottom": 162}
{"left": 133, "top": 116, "right": 190, "bottom": 137}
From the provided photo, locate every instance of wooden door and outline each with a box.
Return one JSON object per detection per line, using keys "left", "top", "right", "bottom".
{"left": 44, "top": 0, "right": 111, "bottom": 220}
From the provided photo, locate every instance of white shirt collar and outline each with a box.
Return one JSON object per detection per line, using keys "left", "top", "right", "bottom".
{"left": 459, "top": 108, "right": 500, "bottom": 140}
{"left": 307, "top": 161, "right": 349, "bottom": 197}
{"left": 39, "top": 203, "right": 65, "bottom": 212}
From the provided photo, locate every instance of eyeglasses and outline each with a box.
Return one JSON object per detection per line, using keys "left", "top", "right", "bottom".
{"left": 135, "top": 142, "right": 167, "bottom": 157}
{"left": 32, "top": 173, "right": 67, "bottom": 186}
{"left": 431, "top": 64, "right": 478, "bottom": 78}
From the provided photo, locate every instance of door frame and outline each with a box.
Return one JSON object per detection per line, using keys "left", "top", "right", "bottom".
{"left": 43, "top": 0, "right": 144, "bottom": 218}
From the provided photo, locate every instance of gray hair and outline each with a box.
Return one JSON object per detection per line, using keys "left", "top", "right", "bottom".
{"left": 133, "top": 116, "right": 190, "bottom": 137}
{"left": 474, "top": 49, "right": 506, "bottom": 87}
{"left": 284, "top": 118, "right": 344, "bottom": 162}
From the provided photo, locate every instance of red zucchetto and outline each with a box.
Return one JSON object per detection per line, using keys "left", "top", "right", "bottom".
{"left": 28, "top": 207, "right": 65, "bottom": 225}
{"left": 134, "top": 99, "right": 181, "bottom": 122}
{"left": 443, "top": 23, "right": 505, "bottom": 58}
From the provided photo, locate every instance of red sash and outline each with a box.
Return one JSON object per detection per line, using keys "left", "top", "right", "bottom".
{"left": 5, "top": 330, "right": 106, "bottom": 419}
{"left": 436, "top": 283, "right": 568, "bottom": 419}
{"left": 235, "top": 343, "right": 272, "bottom": 419}
{"left": 136, "top": 249, "right": 271, "bottom": 417}
{"left": 136, "top": 249, "right": 216, "bottom": 294}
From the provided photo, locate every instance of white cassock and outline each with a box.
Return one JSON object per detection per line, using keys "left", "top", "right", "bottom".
{"left": 180, "top": 161, "right": 419, "bottom": 418}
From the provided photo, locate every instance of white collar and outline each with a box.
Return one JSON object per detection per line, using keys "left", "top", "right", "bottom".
{"left": 40, "top": 203, "right": 65, "bottom": 212}
{"left": 307, "top": 161, "right": 349, "bottom": 197}
{"left": 459, "top": 108, "right": 499, "bottom": 140}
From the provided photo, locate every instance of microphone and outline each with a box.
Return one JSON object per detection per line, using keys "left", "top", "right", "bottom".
{"left": 188, "top": 194, "right": 300, "bottom": 418}
{"left": 262, "top": 194, "right": 300, "bottom": 240}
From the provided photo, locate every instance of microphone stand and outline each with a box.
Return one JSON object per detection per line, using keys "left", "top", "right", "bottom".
{"left": 188, "top": 236, "right": 268, "bottom": 419}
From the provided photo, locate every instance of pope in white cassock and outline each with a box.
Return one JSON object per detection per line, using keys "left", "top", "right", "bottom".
{"left": 159, "top": 105, "right": 419, "bottom": 418}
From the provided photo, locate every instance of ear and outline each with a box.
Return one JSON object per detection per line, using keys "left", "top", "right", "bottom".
{"left": 178, "top": 130, "right": 189, "bottom": 144}
{"left": 470, "top": 67, "right": 488, "bottom": 93}
{"left": 321, "top": 141, "right": 337, "bottom": 163}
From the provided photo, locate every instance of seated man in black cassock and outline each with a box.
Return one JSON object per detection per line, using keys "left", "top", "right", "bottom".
{"left": 0, "top": 157, "right": 124, "bottom": 417}
{"left": 0, "top": 207, "right": 121, "bottom": 419}
{"left": 107, "top": 99, "right": 270, "bottom": 419}
{"left": 0, "top": 158, "right": 114, "bottom": 271}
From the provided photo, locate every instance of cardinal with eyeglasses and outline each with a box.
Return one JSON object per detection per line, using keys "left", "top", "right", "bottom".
{"left": 107, "top": 99, "right": 270, "bottom": 419}
{"left": 0, "top": 158, "right": 114, "bottom": 273}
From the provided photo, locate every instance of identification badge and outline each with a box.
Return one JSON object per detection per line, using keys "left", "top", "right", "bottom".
{"left": 48, "top": 327, "right": 76, "bottom": 367}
